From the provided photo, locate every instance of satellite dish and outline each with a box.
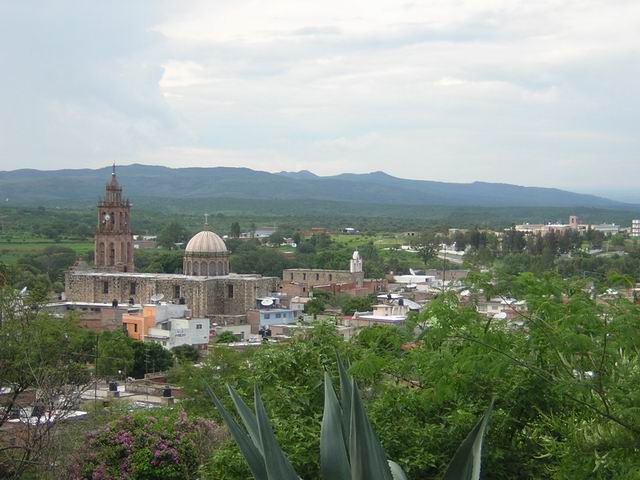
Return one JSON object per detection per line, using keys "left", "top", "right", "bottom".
{"left": 261, "top": 298, "right": 274, "bottom": 307}
{"left": 19, "top": 286, "right": 28, "bottom": 296}
{"left": 150, "top": 293, "right": 164, "bottom": 303}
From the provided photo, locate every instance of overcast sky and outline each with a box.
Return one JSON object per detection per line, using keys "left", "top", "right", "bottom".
{"left": 0, "top": 1, "right": 638, "bottom": 200}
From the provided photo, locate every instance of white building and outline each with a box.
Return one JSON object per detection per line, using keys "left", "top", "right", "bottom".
{"left": 147, "top": 316, "right": 210, "bottom": 350}
{"left": 632, "top": 219, "right": 640, "bottom": 238}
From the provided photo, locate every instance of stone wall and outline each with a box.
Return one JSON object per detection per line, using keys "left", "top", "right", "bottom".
{"left": 65, "top": 270, "right": 280, "bottom": 319}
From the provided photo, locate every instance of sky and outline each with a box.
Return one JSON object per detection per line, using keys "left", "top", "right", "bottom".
{"left": 0, "top": 0, "right": 638, "bottom": 200}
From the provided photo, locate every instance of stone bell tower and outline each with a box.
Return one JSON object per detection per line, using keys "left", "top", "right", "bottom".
{"left": 94, "top": 165, "right": 134, "bottom": 272}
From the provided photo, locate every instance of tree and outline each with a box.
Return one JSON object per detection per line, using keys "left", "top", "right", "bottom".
{"left": 341, "top": 295, "right": 375, "bottom": 315}
{"left": 0, "top": 310, "right": 92, "bottom": 478}
{"left": 230, "top": 221, "right": 241, "bottom": 239}
{"left": 131, "top": 341, "right": 174, "bottom": 378}
{"left": 172, "top": 344, "right": 201, "bottom": 363}
{"left": 304, "top": 297, "right": 325, "bottom": 318}
{"left": 413, "top": 234, "right": 438, "bottom": 267}
{"left": 95, "top": 331, "right": 134, "bottom": 379}
{"left": 215, "top": 331, "right": 238, "bottom": 344}
{"left": 158, "top": 221, "right": 189, "bottom": 249}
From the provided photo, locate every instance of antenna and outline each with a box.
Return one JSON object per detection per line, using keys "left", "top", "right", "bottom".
{"left": 150, "top": 293, "right": 164, "bottom": 304}
{"left": 204, "top": 213, "right": 209, "bottom": 227}
{"left": 112, "top": 162, "right": 116, "bottom": 176}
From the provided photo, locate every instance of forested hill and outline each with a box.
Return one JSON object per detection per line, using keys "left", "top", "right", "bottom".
{"left": 0, "top": 164, "right": 631, "bottom": 209}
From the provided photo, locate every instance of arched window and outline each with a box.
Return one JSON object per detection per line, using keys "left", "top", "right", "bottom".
{"left": 109, "top": 243, "right": 115, "bottom": 266}
{"left": 193, "top": 261, "right": 199, "bottom": 276}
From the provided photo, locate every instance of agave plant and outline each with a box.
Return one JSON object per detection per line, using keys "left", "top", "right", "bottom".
{"left": 205, "top": 354, "right": 494, "bottom": 480}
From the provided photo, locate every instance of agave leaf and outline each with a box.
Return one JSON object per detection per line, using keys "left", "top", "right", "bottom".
{"left": 204, "top": 383, "right": 268, "bottom": 480}
{"left": 442, "top": 398, "right": 495, "bottom": 480}
{"left": 336, "top": 352, "right": 352, "bottom": 445}
{"left": 254, "top": 386, "right": 300, "bottom": 480}
{"left": 228, "top": 385, "right": 263, "bottom": 454}
{"left": 320, "top": 371, "right": 351, "bottom": 480}
{"left": 349, "top": 379, "right": 393, "bottom": 480}
{"left": 388, "top": 461, "right": 409, "bottom": 480}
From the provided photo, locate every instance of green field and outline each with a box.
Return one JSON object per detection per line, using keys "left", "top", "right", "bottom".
{"left": 0, "top": 237, "right": 93, "bottom": 264}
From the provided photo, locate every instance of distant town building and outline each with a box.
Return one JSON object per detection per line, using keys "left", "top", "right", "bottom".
{"left": 282, "top": 251, "right": 386, "bottom": 297}
{"left": 43, "top": 301, "right": 142, "bottom": 332}
{"left": 65, "top": 168, "right": 280, "bottom": 323}
{"left": 246, "top": 296, "right": 302, "bottom": 334}
{"left": 515, "top": 216, "right": 619, "bottom": 236}
{"left": 94, "top": 165, "right": 134, "bottom": 272}
{"left": 632, "top": 219, "right": 640, "bottom": 238}
{"left": 123, "top": 303, "right": 210, "bottom": 350}
{"left": 348, "top": 293, "right": 421, "bottom": 326}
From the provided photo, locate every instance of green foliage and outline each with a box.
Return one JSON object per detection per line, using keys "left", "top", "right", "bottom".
{"left": 157, "top": 220, "right": 190, "bottom": 249}
{"left": 172, "top": 344, "right": 201, "bottom": 363}
{"left": 131, "top": 341, "right": 174, "bottom": 378}
{"left": 341, "top": 295, "right": 376, "bottom": 316}
{"left": 305, "top": 297, "right": 326, "bottom": 317}
{"left": 216, "top": 331, "right": 239, "bottom": 344}
{"left": 95, "top": 330, "right": 134, "bottom": 379}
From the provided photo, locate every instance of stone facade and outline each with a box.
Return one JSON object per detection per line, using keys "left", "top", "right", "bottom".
{"left": 65, "top": 269, "right": 279, "bottom": 319}
{"left": 95, "top": 166, "right": 134, "bottom": 272}
{"left": 283, "top": 268, "right": 363, "bottom": 288}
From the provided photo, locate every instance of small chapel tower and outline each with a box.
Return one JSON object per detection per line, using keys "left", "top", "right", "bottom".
{"left": 94, "top": 165, "right": 134, "bottom": 272}
{"left": 350, "top": 250, "right": 364, "bottom": 288}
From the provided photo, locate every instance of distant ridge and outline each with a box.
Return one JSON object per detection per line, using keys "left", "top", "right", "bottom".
{"left": 0, "top": 164, "right": 632, "bottom": 209}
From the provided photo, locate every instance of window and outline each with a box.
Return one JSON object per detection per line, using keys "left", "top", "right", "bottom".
{"left": 264, "top": 313, "right": 270, "bottom": 319}
{"left": 329, "top": 274, "right": 332, "bottom": 281}
{"left": 276, "top": 313, "right": 282, "bottom": 319}
{"left": 130, "top": 282, "right": 136, "bottom": 295}
{"left": 303, "top": 287, "right": 306, "bottom": 293}
{"left": 290, "top": 273, "right": 294, "bottom": 280}
{"left": 227, "top": 284, "right": 234, "bottom": 298}
{"left": 196, "top": 324, "right": 203, "bottom": 330}
{"left": 316, "top": 273, "right": 320, "bottom": 281}
{"left": 174, "top": 285, "right": 181, "bottom": 299}
{"left": 303, "top": 273, "right": 306, "bottom": 280}
{"left": 103, "top": 281, "right": 109, "bottom": 294}
{"left": 133, "top": 324, "right": 138, "bottom": 333}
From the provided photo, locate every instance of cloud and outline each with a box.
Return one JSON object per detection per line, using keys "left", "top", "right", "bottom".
{"left": 0, "top": 0, "right": 638, "bottom": 199}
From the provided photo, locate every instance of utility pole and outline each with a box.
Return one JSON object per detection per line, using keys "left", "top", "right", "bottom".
{"left": 441, "top": 243, "right": 448, "bottom": 293}
{"left": 94, "top": 333, "right": 99, "bottom": 413}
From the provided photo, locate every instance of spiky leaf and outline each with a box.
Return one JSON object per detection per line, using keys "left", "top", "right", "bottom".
{"left": 204, "top": 384, "right": 268, "bottom": 480}
{"left": 254, "top": 386, "right": 300, "bottom": 480}
{"left": 388, "top": 460, "right": 409, "bottom": 480}
{"left": 349, "top": 380, "right": 393, "bottom": 480}
{"left": 442, "top": 398, "right": 495, "bottom": 480}
{"left": 336, "top": 352, "right": 353, "bottom": 445}
{"left": 228, "top": 385, "right": 263, "bottom": 454}
{"left": 320, "top": 371, "right": 351, "bottom": 480}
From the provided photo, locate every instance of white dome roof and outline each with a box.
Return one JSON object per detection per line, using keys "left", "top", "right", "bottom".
{"left": 185, "top": 230, "right": 228, "bottom": 254}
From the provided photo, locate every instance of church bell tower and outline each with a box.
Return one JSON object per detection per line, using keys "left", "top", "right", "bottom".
{"left": 94, "top": 165, "right": 134, "bottom": 272}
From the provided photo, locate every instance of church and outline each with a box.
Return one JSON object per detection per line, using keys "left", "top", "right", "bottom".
{"left": 64, "top": 167, "right": 279, "bottom": 322}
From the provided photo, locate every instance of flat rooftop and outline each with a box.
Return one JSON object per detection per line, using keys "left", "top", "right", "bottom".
{"left": 69, "top": 271, "right": 270, "bottom": 281}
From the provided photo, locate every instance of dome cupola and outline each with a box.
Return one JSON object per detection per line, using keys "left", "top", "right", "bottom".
{"left": 183, "top": 216, "right": 230, "bottom": 276}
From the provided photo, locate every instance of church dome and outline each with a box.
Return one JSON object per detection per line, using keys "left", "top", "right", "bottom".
{"left": 185, "top": 230, "right": 228, "bottom": 254}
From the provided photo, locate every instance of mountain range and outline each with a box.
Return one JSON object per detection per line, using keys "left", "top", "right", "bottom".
{"left": 0, "top": 164, "right": 633, "bottom": 210}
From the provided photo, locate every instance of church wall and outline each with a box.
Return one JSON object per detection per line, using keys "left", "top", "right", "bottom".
{"left": 282, "top": 269, "right": 355, "bottom": 287}
{"left": 65, "top": 272, "right": 280, "bottom": 320}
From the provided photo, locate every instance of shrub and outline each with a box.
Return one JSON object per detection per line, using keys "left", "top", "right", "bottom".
{"left": 70, "top": 409, "right": 225, "bottom": 479}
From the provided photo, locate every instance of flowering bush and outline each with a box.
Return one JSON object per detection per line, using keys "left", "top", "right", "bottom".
{"left": 71, "top": 409, "right": 225, "bottom": 479}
